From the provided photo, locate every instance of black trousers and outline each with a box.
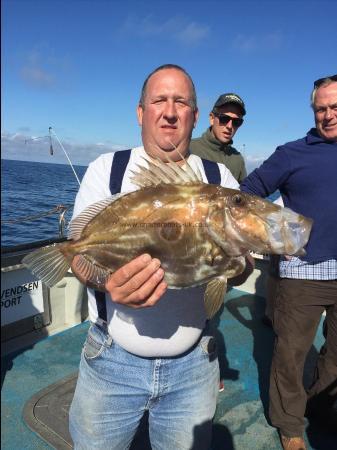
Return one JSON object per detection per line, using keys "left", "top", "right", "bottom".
{"left": 269, "top": 278, "right": 337, "bottom": 437}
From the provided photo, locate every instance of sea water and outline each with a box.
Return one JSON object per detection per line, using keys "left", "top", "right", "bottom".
{"left": 1, "top": 159, "right": 87, "bottom": 247}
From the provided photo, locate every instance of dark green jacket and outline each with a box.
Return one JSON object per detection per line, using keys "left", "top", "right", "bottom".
{"left": 190, "top": 127, "right": 247, "bottom": 182}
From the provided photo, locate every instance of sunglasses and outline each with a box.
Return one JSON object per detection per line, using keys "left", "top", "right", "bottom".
{"left": 314, "top": 74, "right": 337, "bottom": 88}
{"left": 214, "top": 113, "right": 244, "bottom": 128}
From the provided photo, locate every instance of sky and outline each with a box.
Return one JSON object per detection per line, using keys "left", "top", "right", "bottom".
{"left": 2, "top": 0, "right": 337, "bottom": 172}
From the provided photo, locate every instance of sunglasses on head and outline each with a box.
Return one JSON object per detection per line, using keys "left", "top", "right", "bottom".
{"left": 214, "top": 113, "right": 244, "bottom": 127}
{"left": 314, "top": 74, "right": 337, "bottom": 88}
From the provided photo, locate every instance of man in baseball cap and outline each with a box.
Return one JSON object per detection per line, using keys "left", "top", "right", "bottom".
{"left": 190, "top": 92, "right": 247, "bottom": 182}
{"left": 212, "top": 93, "right": 246, "bottom": 115}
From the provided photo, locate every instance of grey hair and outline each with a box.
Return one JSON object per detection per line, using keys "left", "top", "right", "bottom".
{"left": 139, "top": 64, "right": 197, "bottom": 111}
{"left": 311, "top": 76, "right": 337, "bottom": 109}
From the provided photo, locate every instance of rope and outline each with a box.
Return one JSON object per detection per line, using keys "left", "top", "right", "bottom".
{"left": 1, "top": 205, "right": 72, "bottom": 224}
{"left": 50, "top": 129, "right": 81, "bottom": 186}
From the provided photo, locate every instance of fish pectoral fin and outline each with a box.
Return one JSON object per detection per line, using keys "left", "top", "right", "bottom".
{"left": 74, "top": 254, "right": 111, "bottom": 290}
{"left": 204, "top": 277, "right": 227, "bottom": 319}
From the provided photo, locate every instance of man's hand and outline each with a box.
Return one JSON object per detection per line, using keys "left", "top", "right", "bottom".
{"left": 71, "top": 254, "right": 167, "bottom": 309}
{"left": 105, "top": 254, "right": 167, "bottom": 308}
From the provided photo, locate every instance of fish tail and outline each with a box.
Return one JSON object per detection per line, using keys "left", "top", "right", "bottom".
{"left": 22, "top": 244, "right": 70, "bottom": 287}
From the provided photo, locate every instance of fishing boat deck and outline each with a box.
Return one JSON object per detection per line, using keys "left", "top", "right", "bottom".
{"left": 1, "top": 287, "right": 334, "bottom": 450}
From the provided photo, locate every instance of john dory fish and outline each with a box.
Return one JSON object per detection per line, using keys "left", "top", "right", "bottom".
{"left": 23, "top": 157, "right": 313, "bottom": 318}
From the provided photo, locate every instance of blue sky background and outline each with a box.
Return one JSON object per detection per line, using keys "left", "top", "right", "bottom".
{"left": 2, "top": 0, "right": 337, "bottom": 171}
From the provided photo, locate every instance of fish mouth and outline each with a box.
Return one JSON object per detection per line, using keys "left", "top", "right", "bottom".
{"left": 264, "top": 207, "right": 313, "bottom": 255}
{"left": 224, "top": 206, "right": 313, "bottom": 256}
{"left": 207, "top": 198, "right": 312, "bottom": 258}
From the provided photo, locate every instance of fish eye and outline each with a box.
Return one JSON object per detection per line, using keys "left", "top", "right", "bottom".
{"left": 232, "top": 194, "right": 245, "bottom": 206}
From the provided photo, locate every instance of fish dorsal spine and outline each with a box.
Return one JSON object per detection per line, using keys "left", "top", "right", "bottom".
{"left": 130, "top": 155, "right": 203, "bottom": 189}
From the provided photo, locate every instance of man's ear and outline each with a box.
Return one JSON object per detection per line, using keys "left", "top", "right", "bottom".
{"left": 209, "top": 112, "right": 215, "bottom": 127}
{"left": 137, "top": 104, "right": 143, "bottom": 126}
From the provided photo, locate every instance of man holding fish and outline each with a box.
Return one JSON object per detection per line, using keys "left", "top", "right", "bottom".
{"left": 23, "top": 64, "right": 312, "bottom": 449}
{"left": 68, "top": 64, "right": 242, "bottom": 449}
{"left": 240, "top": 74, "right": 337, "bottom": 450}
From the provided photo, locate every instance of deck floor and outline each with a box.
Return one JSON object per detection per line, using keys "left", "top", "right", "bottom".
{"left": 1, "top": 288, "right": 335, "bottom": 449}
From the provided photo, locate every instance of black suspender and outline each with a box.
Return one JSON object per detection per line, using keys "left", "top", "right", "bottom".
{"left": 95, "top": 151, "right": 220, "bottom": 321}
{"left": 95, "top": 291, "right": 107, "bottom": 321}
{"left": 201, "top": 158, "right": 221, "bottom": 185}
{"left": 109, "top": 149, "right": 132, "bottom": 194}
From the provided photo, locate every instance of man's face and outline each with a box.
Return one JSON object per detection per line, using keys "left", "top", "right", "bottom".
{"left": 210, "top": 103, "right": 243, "bottom": 144}
{"left": 137, "top": 68, "right": 198, "bottom": 162}
{"left": 314, "top": 82, "right": 337, "bottom": 142}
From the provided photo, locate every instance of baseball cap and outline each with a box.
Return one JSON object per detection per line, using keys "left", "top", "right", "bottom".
{"left": 212, "top": 93, "right": 246, "bottom": 116}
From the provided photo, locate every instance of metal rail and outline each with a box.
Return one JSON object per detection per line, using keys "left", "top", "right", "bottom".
{"left": 1, "top": 204, "right": 72, "bottom": 239}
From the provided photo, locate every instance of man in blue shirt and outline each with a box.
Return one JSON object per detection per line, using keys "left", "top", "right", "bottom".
{"left": 240, "top": 75, "right": 337, "bottom": 450}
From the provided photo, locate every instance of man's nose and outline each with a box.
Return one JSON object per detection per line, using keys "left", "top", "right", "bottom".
{"left": 163, "top": 101, "right": 178, "bottom": 119}
{"left": 225, "top": 119, "right": 234, "bottom": 129}
{"left": 324, "top": 107, "right": 333, "bottom": 120}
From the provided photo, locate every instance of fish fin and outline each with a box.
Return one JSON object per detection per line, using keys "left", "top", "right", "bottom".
{"left": 224, "top": 256, "right": 246, "bottom": 278}
{"left": 179, "top": 157, "right": 202, "bottom": 183}
{"left": 204, "top": 276, "right": 227, "bottom": 319}
{"left": 130, "top": 155, "right": 203, "bottom": 188}
{"left": 68, "top": 194, "right": 124, "bottom": 240}
{"left": 22, "top": 244, "right": 70, "bottom": 287}
{"left": 74, "top": 255, "right": 111, "bottom": 289}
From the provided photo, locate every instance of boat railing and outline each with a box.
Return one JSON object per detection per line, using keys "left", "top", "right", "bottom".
{"left": 1, "top": 204, "right": 72, "bottom": 244}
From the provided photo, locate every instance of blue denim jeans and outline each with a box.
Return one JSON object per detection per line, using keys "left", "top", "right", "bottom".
{"left": 69, "top": 322, "right": 219, "bottom": 450}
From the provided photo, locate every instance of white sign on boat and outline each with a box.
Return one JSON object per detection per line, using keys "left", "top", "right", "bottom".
{"left": 1, "top": 266, "right": 45, "bottom": 326}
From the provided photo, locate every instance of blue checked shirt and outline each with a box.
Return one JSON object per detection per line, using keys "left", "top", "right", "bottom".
{"left": 279, "top": 257, "right": 337, "bottom": 280}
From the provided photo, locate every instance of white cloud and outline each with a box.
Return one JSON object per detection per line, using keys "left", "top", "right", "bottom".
{"left": 245, "top": 155, "right": 266, "bottom": 163}
{"left": 120, "top": 14, "right": 209, "bottom": 46}
{"left": 175, "top": 21, "right": 209, "bottom": 45}
{"left": 19, "top": 45, "right": 70, "bottom": 89}
{"left": 1, "top": 132, "right": 126, "bottom": 166}
{"left": 232, "top": 31, "right": 283, "bottom": 53}
{"left": 20, "top": 66, "right": 55, "bottom": 88}
{"left": 244, "top": 154, "right": 267, "bottom": 174}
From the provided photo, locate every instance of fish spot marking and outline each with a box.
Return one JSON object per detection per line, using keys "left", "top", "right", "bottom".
{"left": 159, "top": 220, "right": 184, "bottom": 242}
